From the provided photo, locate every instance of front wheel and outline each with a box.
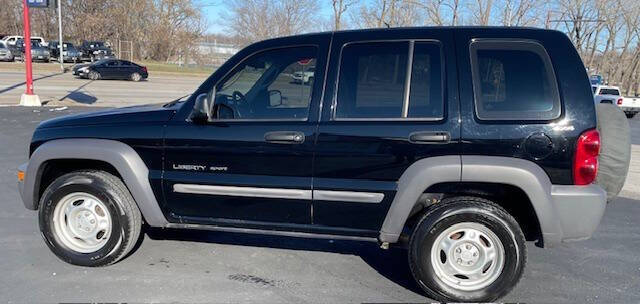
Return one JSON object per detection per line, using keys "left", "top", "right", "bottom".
{"left": 88, "top": 71, "right": 101, "bottom": 80}
{"left": 408, "top": 196, "right": 526, "bottom": 302}
{"left": 38, "top": 170, "right": 142, "bottom": 267}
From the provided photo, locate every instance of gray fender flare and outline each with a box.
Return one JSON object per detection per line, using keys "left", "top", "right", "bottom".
{"left": 22, "top": 139, "right": 168, "bottom": 227}
{"left": 460, "top": 156, "right": 562, "bottom": 245}
{"left": 379, "top": 156, "right": 462, "bottom": 243}
{"left": 379, "top": 155, "right": 566, "bottom": 246}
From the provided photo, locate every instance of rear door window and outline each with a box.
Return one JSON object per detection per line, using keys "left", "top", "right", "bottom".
{"left": 470, "top": 40, "right": 561, "bottom": 121}
{"left": 335, "top": 41, "right": 444, "bottom": 120}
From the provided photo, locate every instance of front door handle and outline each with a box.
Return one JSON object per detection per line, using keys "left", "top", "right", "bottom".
{"left": 409, "top": 131, "right": 451, "bottom": 144}
{"left": 264, "top": 131, "right": 305, "bottom": 144}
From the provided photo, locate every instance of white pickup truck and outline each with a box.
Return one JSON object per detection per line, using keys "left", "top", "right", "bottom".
{"left": 593, "top": 85, "right": 640, "bottom": 118}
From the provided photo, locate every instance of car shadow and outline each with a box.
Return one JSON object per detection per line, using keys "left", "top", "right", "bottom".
{"left": 0, "top": 71, "right": 64, "bottom": 94}
{"left": 58, "top": 80, "right": 98, "bottom": 104}
{"left": 145, "top": 227, "right": 423, "bottom": 295}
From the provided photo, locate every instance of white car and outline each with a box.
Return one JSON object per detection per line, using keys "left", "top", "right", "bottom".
{"left": 291, "top": 67, "right": 315, "bottom": 84}
{"left": 1, "top": 36, "right": 46, "bottom": 47}
{"left": 592, "top": 85, "right": 639, "bottom": 118}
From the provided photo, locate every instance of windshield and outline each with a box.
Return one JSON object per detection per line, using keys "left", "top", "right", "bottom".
{"left": 89, "top": 41, "right": 105, "bottom": 48}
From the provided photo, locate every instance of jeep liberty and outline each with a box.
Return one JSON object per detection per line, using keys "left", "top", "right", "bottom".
{"left": 18, "top": 27, "right": 611, "bottom": 302}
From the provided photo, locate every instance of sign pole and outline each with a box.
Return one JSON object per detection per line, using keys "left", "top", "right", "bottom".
{"left": 19, "top": 0, "right": 41, "bottom": 106}
{"left": 57, "top": 0, "right": 63, "bottom": 72}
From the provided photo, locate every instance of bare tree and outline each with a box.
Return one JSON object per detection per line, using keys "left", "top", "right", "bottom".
{"left": 332, "top": 0, "right": 357, "bottom": 30}
{"left": 225, "top": 0, "right": 320, "bottom": 44}
{"left": 422, "top": 0, "right": 462, "bottom": 26}
{"left": 351, "top": 0, "right": 422, "bottom": 28}
{"left": 498, "top": 0, "right": 542, "bottom": 26}
{"left": 472, "top": 0, "right": 494, "bottom": 26}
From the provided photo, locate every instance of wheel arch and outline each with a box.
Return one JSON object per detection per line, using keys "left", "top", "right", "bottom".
{"left": 22, "top": 139, "right": 168, "bottom": 227}
{"left": 379, "top": 156, "right": 562, "bottom": 247}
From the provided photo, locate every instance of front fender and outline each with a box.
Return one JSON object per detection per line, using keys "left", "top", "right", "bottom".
{"left": 20, "top": 138, "right": 168, "bottom": 227}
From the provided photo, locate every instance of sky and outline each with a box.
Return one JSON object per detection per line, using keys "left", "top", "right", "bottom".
{"left": 198, "top": 0, "right": 334, "bottom": 34}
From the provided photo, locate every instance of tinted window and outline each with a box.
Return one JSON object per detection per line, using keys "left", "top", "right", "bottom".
{"left": 470, "top": 41, "right": 561, "bottom": 121}
{"left": 104, "top": 60, "right": 119, "bottom": 67}
{"left": 335, "top": 41, "right": 444, "bottom": 119}
{"left": 599, "top": 89, "right": 620, "bottom": 95}
{"left": 213, "top": 46, "right": 317, "bottom": 120}
{"left": 408, "top": 42, "right": 443, "bottom": 118}
{"left": 336, "top": 42, "right": 408, "bottom": 119}
{"left": 120, "top": 61, "right": 133, "bottom": 66}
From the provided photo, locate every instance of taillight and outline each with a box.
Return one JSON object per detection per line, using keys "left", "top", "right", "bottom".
{"left": 142, "top": 66, "right": 147, "bottom": 73}
{"left": 573, "top": 129, "right": 600, "bottom": 185}
{"left": 617, "top": 98, "right": 623, "bottom": 105}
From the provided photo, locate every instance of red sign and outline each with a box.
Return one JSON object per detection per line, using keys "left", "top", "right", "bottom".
{"left": 298, "top": 58, "right": 312, "bottom": 65}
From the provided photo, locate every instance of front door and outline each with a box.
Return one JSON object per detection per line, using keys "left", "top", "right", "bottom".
{"left": 312, "top": 29, "right": 460, "bottom": 234}
{"left": 163, "top": 41, "right": 328, "bottom": 226}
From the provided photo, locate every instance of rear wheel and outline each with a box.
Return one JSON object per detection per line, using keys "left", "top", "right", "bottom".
{"left": 626, "top": 112, "right": 636, "bottom": 119}
{"left": 130, "top": 72, "right": 142, "bottom": 82}
{"left": 38, "top": 170, "right": 142, "bottom": 267}
{"left": 408, "top": 196, "right": 526, "bottom": 302}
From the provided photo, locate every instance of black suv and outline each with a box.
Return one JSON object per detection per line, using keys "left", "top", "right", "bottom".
{"left": 18, "top": 27, "right": 609, "bottom": 302}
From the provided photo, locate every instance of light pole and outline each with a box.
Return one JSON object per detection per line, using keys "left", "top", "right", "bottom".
{"left": 57, "top": 0, "right": 63, "bottom": 71}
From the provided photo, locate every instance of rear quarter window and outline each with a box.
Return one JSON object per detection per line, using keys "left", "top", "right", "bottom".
{"left": 470, "top": 40, "right": 561, "bottom": 121}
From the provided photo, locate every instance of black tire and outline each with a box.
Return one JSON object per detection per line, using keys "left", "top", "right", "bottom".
{"left": 626, "top": 112, "right": 636, "bottom": 119}
{"left": 408, "top": 196, "right": 526, "bottom": 302}
{"left": 38, "top": 170, "right": 142, "bottom": 267}
{"left": 88, "top": 71, "right": 100, "bottom": 80}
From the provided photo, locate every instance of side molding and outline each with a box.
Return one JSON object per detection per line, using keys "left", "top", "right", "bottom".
{"left": 22, "top": 139, "right": 168, "bottom": 227}
{"left": 379, "top": 156, "right": 462, "bottom": 243}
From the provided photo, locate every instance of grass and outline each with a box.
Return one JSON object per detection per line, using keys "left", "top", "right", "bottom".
{"left": 0, "top": 60, "right": 214, "bottom": 76}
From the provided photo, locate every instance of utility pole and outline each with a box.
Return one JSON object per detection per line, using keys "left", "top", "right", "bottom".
{"left": 57, "top": 0, "right": 63, "bottom": 72}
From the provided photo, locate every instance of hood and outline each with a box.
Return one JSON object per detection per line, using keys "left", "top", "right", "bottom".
{"left": 37, "top": 104, "right": 177, "bottom": 129}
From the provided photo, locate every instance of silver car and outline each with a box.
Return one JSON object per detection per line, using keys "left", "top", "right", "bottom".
{"left": 0, "top": 41, "right": 14, "bottom": 62}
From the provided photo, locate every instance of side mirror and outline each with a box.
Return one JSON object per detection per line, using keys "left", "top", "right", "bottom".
{"left": 269, "top": 90, "right": 283, "bottom": 107}
{"left": 189, "top": 93, "right": 211, "bottom": 123}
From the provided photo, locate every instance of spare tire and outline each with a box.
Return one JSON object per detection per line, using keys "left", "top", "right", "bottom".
{"left": 595, "top": 104, "right": 631, "bottom": 202}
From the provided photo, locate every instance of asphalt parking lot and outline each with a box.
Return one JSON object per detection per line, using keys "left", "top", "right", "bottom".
{"left": 0, "top": 66, "right": 207, "bottom": 107}
{"left": 0, "top": 106, "right": 639, "bottom": 303}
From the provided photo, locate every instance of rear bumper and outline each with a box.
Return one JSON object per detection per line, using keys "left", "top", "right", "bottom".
{"left": 545, "top": 184, "right": 607, "bottom": 245}
{"left": 619, "top": 106, "right": 640, "bottom": 113}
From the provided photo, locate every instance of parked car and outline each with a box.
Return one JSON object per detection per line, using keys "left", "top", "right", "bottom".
{"left": 79, "top": 40, "right": 115, "bottom": 62}
{"left": 17, "top": 27, "right": 618, "bottom": 303}
{"left": 291, "top": 66, "right": 315, "bottom": 84}
{"left": 0, "top": 41, "right": 14, "bottom": 62}
{"left": 619, "top": 95, "right": 640, "bottom": 118}
{"left": 76, "top": 59, "right": 148, "bottom": 81}
{"left": 48, "top": 41, "right": 82, "bottom": 63}
{"left": 1, "top": 35, "right": 22, "bottom": 46}
{"left": 592, "top": 85, "right": 639, "bottom": 118}
{"left": 13, "top": 39, "right": 50, "bottom": 62}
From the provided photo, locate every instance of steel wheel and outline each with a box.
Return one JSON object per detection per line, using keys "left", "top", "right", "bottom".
{"left": 131, "top": 72, "right": 142, "bottom": 82}
{"left": 52, "top": 192, "right": 112, "bottom": 253}
{"left": 430, "top": 222, "right": 505, "bottom": 292}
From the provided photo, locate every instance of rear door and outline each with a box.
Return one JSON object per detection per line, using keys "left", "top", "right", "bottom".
{"left": 313, "top": 29, "right": 459, "bottom": 234}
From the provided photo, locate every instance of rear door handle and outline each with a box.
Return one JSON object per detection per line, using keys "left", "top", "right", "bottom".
{"left": 409, "top": 131, "right": 451, "bottom": 144}
{"left": 264, "top": 131, "right": 305, "bottom": 144}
